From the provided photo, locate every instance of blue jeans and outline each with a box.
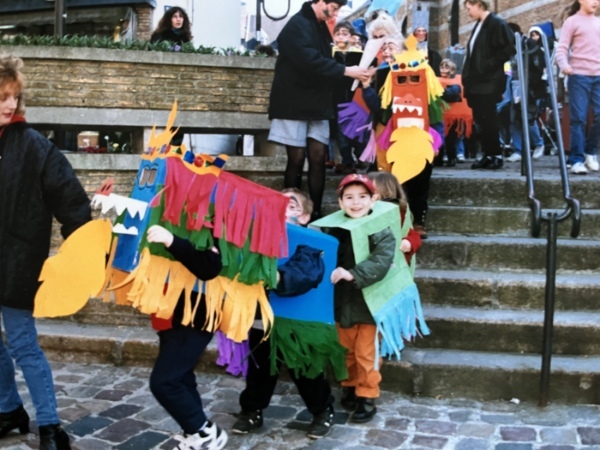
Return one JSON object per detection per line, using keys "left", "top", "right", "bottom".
{"left": 568, "top": 74, "right": 600, "bottom": 164}
{"left": 0, "top": 306, "right": 59, "bottom": 425}
{"left": 149, "top": 327, "right": 213, "bottom": 434}
{"left": 510, "top": 120, "right": 544, "bottom": 154}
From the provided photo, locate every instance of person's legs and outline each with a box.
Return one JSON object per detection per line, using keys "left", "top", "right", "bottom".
{"left": 291, "top": 372, "right": 332, "bottom": 416}
{"left": 0, "top": 309, "right": 23, "bottom": 414}
{"left": 350, "top": 324, "right": 380, "bottom": 423}
{"left": 306, "top": 138, "right": 327, "bottom": 220}
{"left": 584, "top": 75, "right": 600, "bottom": 156}
{"left": 402, "top": 162, "right": 433, "bottom": 236}
{"left": 284, "top": 146, "right": 306, "bottom": 190}
{"left": 468, "top": 94, "right": 503, "bottom": 169}
{"left": 2, "top": 306, "right": 59, "bottom": 427}
{"left": 567, "top": 74, "right": 591, "bottom": 165}
{"left": 336, "top": 324, "right": 358, "bottom": 389}
{"left": 149, "top": 327, "right": 213, "bottom": 434}
{"left": 336, "top": 132, "right": 355, "bottom": 166}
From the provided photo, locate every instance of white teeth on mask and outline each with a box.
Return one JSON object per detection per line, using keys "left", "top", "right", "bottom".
{"left": 90, "top": 193, "right": 148, "bottom": 220}
{"left": 112, "top": 223, "right": 139, "bottom": 236}
{"left": 391, "top": 104, "right": 423, "bottom": 115}
{"left": 396, "top": 118, "right": 425, "bottom": 129}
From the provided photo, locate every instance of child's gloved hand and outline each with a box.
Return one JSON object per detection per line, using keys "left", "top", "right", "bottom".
{"left": 147, "top": 225, "right": 174, "bottom": 248}
{"left": 331, "top": 267, "right": 354, "bottom": 284}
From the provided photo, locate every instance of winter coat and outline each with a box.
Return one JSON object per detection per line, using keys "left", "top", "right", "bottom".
{"left": 150, "top": 28, "right": 189, "bottom": 50}
{"left": 0, "top": 120, "right": 91, "bottom": 311}
{"left": 268, "top": 1, "right": 346, "bottom": 121}
{"left": 329, "top": 226, "right": 395, "bottom": 327}
{"left": 462, "top": 13, "right": 515, "bottom": 99}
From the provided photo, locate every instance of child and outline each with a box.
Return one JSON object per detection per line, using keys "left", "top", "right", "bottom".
{"left": 0, "top": 54, "right": 92, "bottom": 450}
{"left": 437, "top": 59, "right": 472, "bottom": 166}
{"left": 328, "top": 174, "right": 396, "bottom": 423}
{"left": 146, "top": 225, "right": 227, "bottom": 450}
{"left": 332, "top": 21, "right": 366, "bottom": 174}
{"left": 555, "top": 0, "right": 600, "bottom": 174}
{"left": 232, "top": 188, "right": 340, "bottom": 440}
{"left": 367, "top": 171, "right": 422, "bottom": 263}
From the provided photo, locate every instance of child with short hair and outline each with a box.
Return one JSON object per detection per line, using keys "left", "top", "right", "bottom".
{"left": 232, "top": 188, "right": 342, "bottom": 440}
{"left": 327, "top": 174, "right": 396, "bottom": 423}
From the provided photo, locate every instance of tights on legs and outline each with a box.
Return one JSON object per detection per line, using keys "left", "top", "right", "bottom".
{"left": 284, "top": 139, "right": 326, "bottom": 219}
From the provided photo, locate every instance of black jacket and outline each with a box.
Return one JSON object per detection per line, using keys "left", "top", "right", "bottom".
{"left": 0, "top": 122, "right": 92, "bottom": 310}
{"left": 462, "top": 13, "right": 515, "bottom": 99}
{"left": 268, "top": 1, "right": 346, "bottom": 120}
{"left": 150, "top": 29, "right": 189, "bottom": 49}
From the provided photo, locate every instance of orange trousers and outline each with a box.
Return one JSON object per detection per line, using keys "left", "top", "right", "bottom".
{"left": 336, "top": 323, "right": 382, "bottom": 398}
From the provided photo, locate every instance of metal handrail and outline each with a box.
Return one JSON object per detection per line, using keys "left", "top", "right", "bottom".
{"left": 513, "top": 32, "right": 581, "bottom": 407}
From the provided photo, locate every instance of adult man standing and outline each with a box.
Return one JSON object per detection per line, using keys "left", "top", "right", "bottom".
{"left": 462, "top": 0, "right": 514, "bottom": 170}
{"left": 268, "top": 0, "right": 373, "bottom": 220}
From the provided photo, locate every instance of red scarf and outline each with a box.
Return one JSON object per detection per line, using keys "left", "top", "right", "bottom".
{"left": 0, "top": 114, "right": 26, "bottom": 139}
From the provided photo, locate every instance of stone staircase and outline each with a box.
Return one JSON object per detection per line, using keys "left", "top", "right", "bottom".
{"left": 38, "top": 157, "right": 600, "bottom": 404}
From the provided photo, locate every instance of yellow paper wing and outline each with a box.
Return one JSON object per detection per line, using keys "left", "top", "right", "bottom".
{"left": 387, "top": 127, "right": 434, "bottom": 184}
{"left": 34, "top": 219, "right": 113, "bottom": 318}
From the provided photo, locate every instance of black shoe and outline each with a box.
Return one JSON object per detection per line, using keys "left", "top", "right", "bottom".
{"left": 0, "top": 405, "right": 29, "bottom": 438}
{"left": 471, "top": 156, "right": 492, "bottom": 169}
{"left": 445, "top": 158, "right": 457, "bottom": 167}
{"left": 483, "top": 156, "right": 503, "bottom": 170}
{"left": 232, "top": 410, "right": 263, "bottom": 434}
{"left": 340, "top": 386, "right": 357, "bottom": 411}
{"left": 39, "top": 424, "right": 71, "bottom": 450}
{"left": 307, "top": 405, "right": 334, "bottom": 439}
{"left": 350, "top": 397, "right": 377, "bottom": 423}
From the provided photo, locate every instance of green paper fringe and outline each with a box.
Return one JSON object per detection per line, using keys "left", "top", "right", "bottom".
{"left": 268, "top": 317, "right": 348, "bottom": 381}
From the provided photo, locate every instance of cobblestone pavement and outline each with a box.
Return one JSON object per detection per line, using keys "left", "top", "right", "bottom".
{"left": 2, "top": 361, "right": 599, "bottom": 450}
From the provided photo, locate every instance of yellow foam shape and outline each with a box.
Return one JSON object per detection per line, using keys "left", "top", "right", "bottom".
{"left": 387, "top": 127, "right": 434, "bottom": 184}
{"left": 34, "top": 219, "right": 112, "bottom": 318}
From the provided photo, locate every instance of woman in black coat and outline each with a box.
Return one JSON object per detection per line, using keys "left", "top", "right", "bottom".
{"left": 462, "top": 0, "right": 515, "bottom": 170}
{"left": 150, "top": 6, "right": 192, "bottom": 51}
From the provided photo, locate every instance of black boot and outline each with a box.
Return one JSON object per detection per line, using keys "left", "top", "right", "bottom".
{"left": 0, "top": 405, "right": 29, "bottom": 438}
{"left": 39, "top": 424, "right": 71, "bottom": 450}
{"left": 340, "top": 386, "right": 357, "bottom": 411}
{"left": 350, "top": 397, "right": 377, "bottom": 423}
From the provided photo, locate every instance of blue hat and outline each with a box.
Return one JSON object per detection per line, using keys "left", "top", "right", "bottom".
{"left": 351, "top": 18, "right": 367, "bottom": 39}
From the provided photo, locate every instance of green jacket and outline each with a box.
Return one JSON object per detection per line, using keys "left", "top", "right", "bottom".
{"left": 329, "top": 227, "right": 396, "bottom": 327}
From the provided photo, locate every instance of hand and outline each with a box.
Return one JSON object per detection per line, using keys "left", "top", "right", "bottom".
{"left": 344, "top": 66, "right": 372, "bottom": 83}
{"left": 147, "top": 225, "right": 174, "bottom": 247}
{"left": 400, "top": 239, "right": 412, "bottom": 253}
{"left": 331, "top": 267, "right": 354, "bottom": 284}
{"left": 562, "top": 65, "right": 573, "bottom": 76}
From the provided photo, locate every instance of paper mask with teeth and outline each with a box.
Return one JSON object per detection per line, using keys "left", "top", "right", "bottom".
{"left": 34, "top": 104, "right": 289, "bottom": 343}
{"left": 379, "top": 34, "right": 445, "bottom": 183}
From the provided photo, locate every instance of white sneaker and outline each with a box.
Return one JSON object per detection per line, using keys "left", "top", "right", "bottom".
{"left": 174, "top": 422, "right": 228, "bottom": 450}
{"left": 570, "top": 162, "right": 588, "bottom": 175}
{"left": 456, "top": 154, "right": 465, "bottom": 162}
{"left": 507, "top": 152, "right": 522, "bottom": 162}
{"left": 532, "top": 145, "right": 545, "bottom": 159}
{"left": 585, "top": 154, "right": 599, "bottom": 171}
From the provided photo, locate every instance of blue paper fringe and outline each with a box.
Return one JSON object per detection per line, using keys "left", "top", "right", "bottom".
{"left": 372, "top": 282, "right": 430, "bottom": 369}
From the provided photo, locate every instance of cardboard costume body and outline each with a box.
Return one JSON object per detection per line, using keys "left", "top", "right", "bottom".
{"left": 217, "top": 223, "right": 347, "bottom": 380}
{"left": 34, "top": 105, "right": 289, "bottom": 344}
{"left": 311, "top": 201, "right": 429, "bottom": 366}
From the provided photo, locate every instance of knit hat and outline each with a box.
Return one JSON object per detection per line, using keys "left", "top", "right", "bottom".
{"left": 337, "top": 174, "right": 376, "bottom": 197}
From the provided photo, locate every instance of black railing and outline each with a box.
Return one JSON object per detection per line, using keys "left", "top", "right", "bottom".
{"left": 513, "top": 32, "right": 581, "bottom": 407}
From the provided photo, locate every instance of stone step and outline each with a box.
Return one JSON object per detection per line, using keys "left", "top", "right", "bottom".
{"left": 388, "top": 347, "right": 599, "bottom": 403}
{"left": 427, "top": 206, "right": 600, "bottom": 239}
{"left": 417, "top": 235, "right": 600, "bottom": 272}
{"left": 417, "top": 269, "right": 600, "bottom": 311}
{"left": 35, "top": 321, "right": 599, "bottom": 404}
{"left": 417, "top": 306, "right": 600, "bottom": 355}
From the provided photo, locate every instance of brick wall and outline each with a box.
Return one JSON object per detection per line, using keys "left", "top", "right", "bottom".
{"left": 11, "top": 47, "right": 274, "bottom": 115}
{"left": 135, "top": 5, "right": 153, "bottom": 41}
{"left": 428, "top": 0, "right": 572, "bottom": 51}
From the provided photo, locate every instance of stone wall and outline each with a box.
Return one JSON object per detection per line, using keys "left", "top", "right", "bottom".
{"left": 10, "top": 46, "right": 274, "bottom": 114}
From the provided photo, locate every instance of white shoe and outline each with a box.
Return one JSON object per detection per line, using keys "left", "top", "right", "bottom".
{"left": 532, "top": 145, "right": 545, "bottom": 159}
{"left": 174, "top": 422, "right": 228, "bottom": 450}
{"left": 456, "top": 154, "right": 465, "bottom": 163}
{"left": 570, "top": 162, "right": 588, "bottom": 175}
{"left": 585, "top": 154, "right": 599, "bottom": 171}
{"left": 507, "top": 152, "right": 522, "bottom": 162}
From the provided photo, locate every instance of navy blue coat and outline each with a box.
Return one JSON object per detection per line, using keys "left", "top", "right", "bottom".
{"left": 0, "top": 122, "right": 91, "bottom": 310}
{"left": 268, "top": 1, "right": 346, "bottom": 121}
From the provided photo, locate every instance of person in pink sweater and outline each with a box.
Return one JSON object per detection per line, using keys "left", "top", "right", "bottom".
{"left": 555, "top": 0, "right": 600, "bottom": 175}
